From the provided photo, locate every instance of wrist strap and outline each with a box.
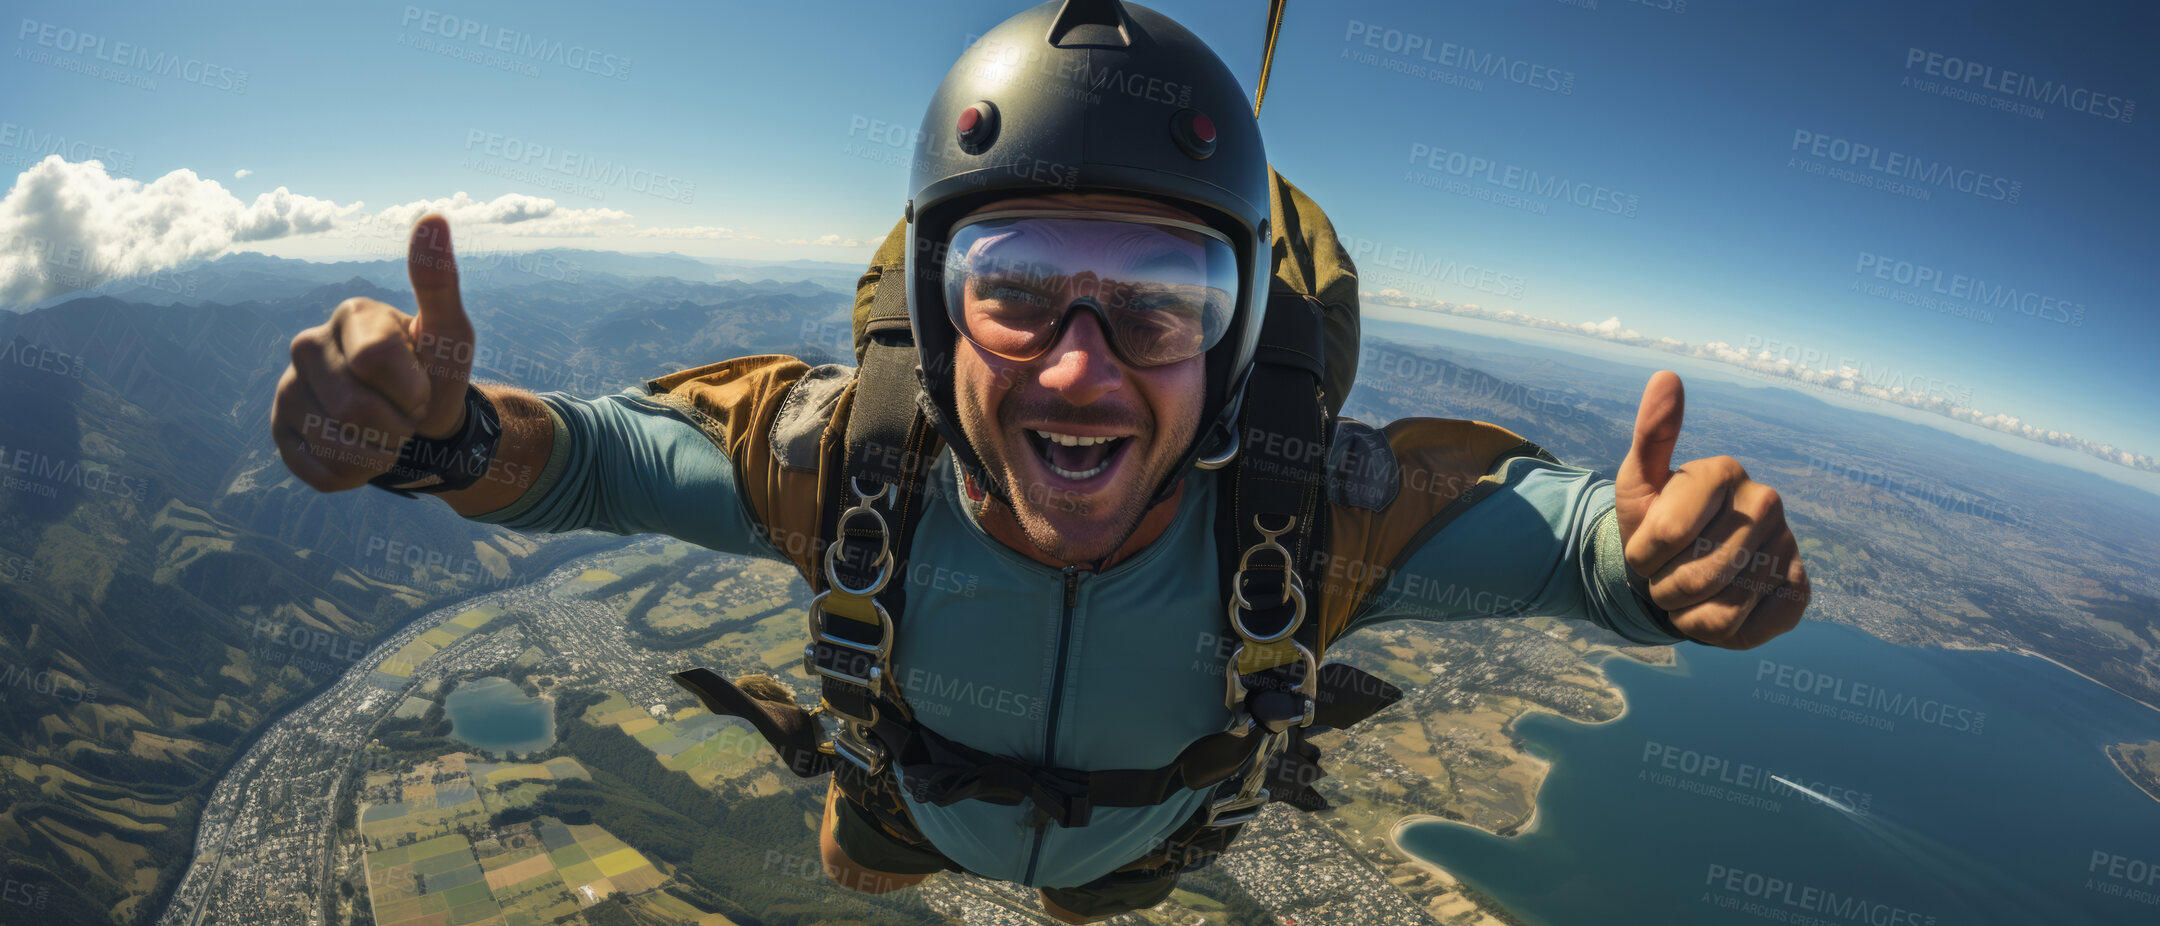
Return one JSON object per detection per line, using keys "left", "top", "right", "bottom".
{"left": 369, "top": 385, "right": 503, "bottom": 498}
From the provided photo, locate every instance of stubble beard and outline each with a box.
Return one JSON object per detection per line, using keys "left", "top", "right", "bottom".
{"left": 956, "top": 376, "right": 1197, "bottom": 565}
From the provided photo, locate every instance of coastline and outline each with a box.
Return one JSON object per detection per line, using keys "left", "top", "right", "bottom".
{"left": 1388, "top": 815, "right": 1458, "bottom": 884}
{"left": 1939, "top": 640, "right": 2160, "bottom": 715}
{"left": 1498, "top": 642, "right": 1656, "bottom": 762}
{"left": 1378, "top": 625, "right": 2160, "bottom": 926}
{"left": 2103, "top": 743, "right": 2160, "bottom": 805}
{"left": 1474, "top": 642, "right": 1654, "bottom": 835}
{"left": 1373, "top": 639, "right": 1662, "bottom": 925}
{"left": 1508, "top": 641, "right": 1657, "bottom": 729}
{"left": 1385, "top": 643, "right": 1648, "bottom": 860}
{"left": 1388, "top": 810, "right": 1545, "bottom": 926}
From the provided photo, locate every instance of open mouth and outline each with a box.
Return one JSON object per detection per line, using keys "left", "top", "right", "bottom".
{"left": 1024, "top": 428, "right": 1134, "bottom": 484}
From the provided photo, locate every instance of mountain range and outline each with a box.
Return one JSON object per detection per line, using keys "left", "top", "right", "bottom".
{"left": 0, "top": 252, "right": 862, "bottom": 924}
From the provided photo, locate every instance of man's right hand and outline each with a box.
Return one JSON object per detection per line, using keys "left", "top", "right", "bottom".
{"left": 272, "top": 214, "right": 477, "bottom": 492}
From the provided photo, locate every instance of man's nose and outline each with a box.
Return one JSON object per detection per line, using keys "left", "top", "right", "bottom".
{"left": 1035, "top": 308, "right": 1124, "bottom": 405}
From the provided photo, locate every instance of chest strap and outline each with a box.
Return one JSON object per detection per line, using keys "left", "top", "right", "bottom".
{"left": 672, "top": 660, "right": 1399, "bottom": 827}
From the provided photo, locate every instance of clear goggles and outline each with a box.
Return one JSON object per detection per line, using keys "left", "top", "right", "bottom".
{"left": 941, "top": 210, "right": 1239, "bottom": 368}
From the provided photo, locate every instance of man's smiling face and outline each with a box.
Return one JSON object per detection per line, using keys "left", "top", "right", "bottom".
{"left": 949, "top": 191, "right": 1210, "bottom": 565}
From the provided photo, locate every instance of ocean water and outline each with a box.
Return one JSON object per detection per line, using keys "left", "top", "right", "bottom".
{"left": 1397, "top": 620, "right": 2160, "bottom": 925}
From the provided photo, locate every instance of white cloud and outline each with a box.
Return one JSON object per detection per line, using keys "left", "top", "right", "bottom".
{"left": 237, "top": 186, "right": 361, "bottom": 241}
{"left": 0, "top": 156, "right": 680, "bottom": 305}
{"left": 1359, "top": 287, "right": 2160, "bottom": 474}
{"left": 361, "top": 191, "right": 631, "bottom": 237}
{"left": 234, "top": 168, "right": 253, "bottom": 179}
{"left": 0, "top": 155, "right": 362, "bottom": 305}
{"left": 623, "top": 225, "right": 738, "bottom": 239}
{"left": 812, "top": 233, "right": 869, "bottom": 247}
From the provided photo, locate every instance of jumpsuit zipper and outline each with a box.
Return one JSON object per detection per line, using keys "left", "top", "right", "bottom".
{"left": 1022, "top": 564, "right": 1083, "bottom": 885}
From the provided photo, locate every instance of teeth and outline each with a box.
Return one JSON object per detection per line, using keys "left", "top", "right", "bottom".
{"left": 1034, "top": 429, "right": 1122, "bottom": 447}
{"left": 1048, "top": 460, "right": 1111, "bottom": 480}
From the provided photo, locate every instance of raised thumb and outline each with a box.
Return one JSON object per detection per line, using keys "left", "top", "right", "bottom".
{"left": 406, "top": 214, "right": 474, "bottom": 437}
{"left": 1618, "top": 370, "right": 1685, "bottom": 498}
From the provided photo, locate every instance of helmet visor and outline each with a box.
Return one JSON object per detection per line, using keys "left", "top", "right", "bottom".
{"left": 942, "top": 210, "right": 1238, "bottom": 368}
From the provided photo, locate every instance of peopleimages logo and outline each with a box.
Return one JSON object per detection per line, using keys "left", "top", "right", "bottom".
{"left": 1805, "top": 455, "right": 2028, "bottom": 528}
{"left": 1905, "top": 48, "right": 2135, "bottom": 124}
{"left": 964, "top": 32, "right": 1193, "bottom": 107}
{"left": 463, "top": 129, "right": 695, "bottom": 204}
{"left": 0, "top": 551, "right": 35, "bottom": 583}
{"left": 896, "top": 666, "right": 1035, "bottom": 720}
{"left": 1640, "top": 739, "right": 1874, "bottom": 816}
{"left": 0, "top": 122, "right": 135, "bottom": 173}
{"left": 1406, "top": 143, "right": 1640, "bottom": 217}
{"left": 251, "top": 618, "right": 370, "bottom": 666}
{"left": 0, "top": 339, "right": 85, "bottom": 379}
{"left": 397, "top": 7, "right": 632, "bottom": 80}
{"left": 1854, "top": 252, "right": 2084, "bottom": 327}
{"left": 0, "top": 660, "right": 97, "bottom": 704}
{"left": 1702, "top": 864, "right": 1938, "bottom": 925}
{"left": 1789, "top": 129, "right": 2023, "bottom": 204}
{"left": 2085, "top": 850, "right": 2160, "bottom": 904}
{"left": 1343, "top": 235, "right": 1528, "bottom": 300}
{"left": 1343, "top": 20, "right": 1577, "bottom": 95}
{"left": 16, "top": 18, "right": 250, "bottom": 93}
{"left": 1755, "top": 660, "right": 1986, "bottom": 735}
{"left": 0, "top": 445, "right": 149, "bottom": 501}
{"left": 0, "top": 877, "right": 48, "bottom": 910}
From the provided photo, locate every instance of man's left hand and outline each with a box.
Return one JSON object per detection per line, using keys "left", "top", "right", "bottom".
{"left": 1614, "top": 371, "right": 1810, "bottom": 649}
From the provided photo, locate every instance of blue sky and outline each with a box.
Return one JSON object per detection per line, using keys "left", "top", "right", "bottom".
{"left": 2, "top": 0, "right": 2154, "bottom": 458}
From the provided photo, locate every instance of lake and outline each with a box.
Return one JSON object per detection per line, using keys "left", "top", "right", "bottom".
{"left": 1396, "top": 620, "right": 2160, "bottom": 925}
{"left": 443, "top": 676, "right": 556, "bottom": 755}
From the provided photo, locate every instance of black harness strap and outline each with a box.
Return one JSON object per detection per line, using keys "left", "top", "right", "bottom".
{"left": 1217, "top": 289, "right": 1333, "bottom": 731}
{"left": 813, "top": 263, "right": 940, "bottom": 782}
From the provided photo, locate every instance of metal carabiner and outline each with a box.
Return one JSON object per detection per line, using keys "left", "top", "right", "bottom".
{"left": 1226, "top": 514, "right": 1305, "bottom": 643}
{"left": 1204, "top": 727, "right": 1289, "bottom": 826}
{"left": 1221, "top": 639, "right": 1319, "bottom": 731}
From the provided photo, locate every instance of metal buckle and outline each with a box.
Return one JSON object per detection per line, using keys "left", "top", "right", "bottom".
{"left": 824, "top": 507, "right": 895, "bottom": 597}
{"left": 1222, "top": 643, "right": 1246, "bottom": 712}
{"left": 1194, "top": 412, "right": 1243, "bottom": 470}
{"left": 850, "top": 477, "right": 891, "bottom": 506}
{"left": 802, "top": 591, "right": 894, "bottom": 690}
{"left": 1226, "top": 515, "right": 1304, "bottom": 644}
{"left": 832, "top": 709, "right": 887, "bottom": 775}
{"left": 1221, "top": 640, "right": 1319, "bottom": 730}
{"left": 1205, "top": 728, "right": 1289, "bottom": 827}
{"left": 1203, "top": 789, "right": 1270, "bottom": 827}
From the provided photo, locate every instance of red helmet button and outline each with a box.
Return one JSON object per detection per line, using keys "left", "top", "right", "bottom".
{"left": 1172, "top": 109, "right": 1217, "bottom": 159}
{"left": 957, "top": 100, "right": 999, "bottom": 154}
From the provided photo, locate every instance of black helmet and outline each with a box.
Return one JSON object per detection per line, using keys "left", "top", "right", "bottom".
{"left": 905, "top": 0, "right": 1270, "bottom": 506}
